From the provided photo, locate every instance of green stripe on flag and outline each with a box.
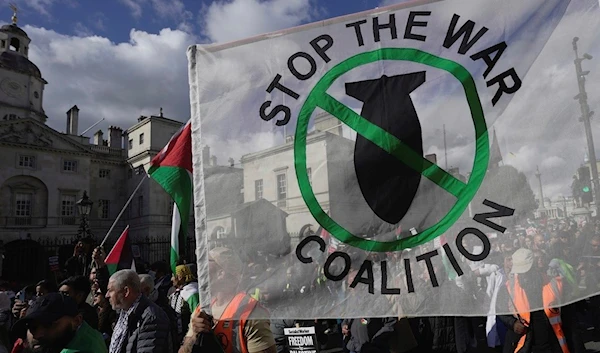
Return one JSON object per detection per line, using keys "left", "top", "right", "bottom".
{"left": 107, "top": 264, "right": 117, "bottom": 276}
{"left": 149, "top": 165, "right": 192, "bottom": 269}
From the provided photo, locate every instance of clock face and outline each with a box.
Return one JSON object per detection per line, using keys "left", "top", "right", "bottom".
{"left": 1, "top": 78, "right": 23, "bottom": 98}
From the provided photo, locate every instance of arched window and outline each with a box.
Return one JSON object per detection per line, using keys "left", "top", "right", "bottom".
{"left": 0, "top": 175, "right": 48, "bottom": 227}
{"left": 9, "top": 37, "right": 20, "bottom": 52}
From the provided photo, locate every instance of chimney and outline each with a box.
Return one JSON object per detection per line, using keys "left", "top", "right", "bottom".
{"left": 108, "top": 126, "right": 123, "bottom": 148}
{"left": 93, "top": 129, "right": 104, "bottom": 145}
{"left": 313, "top": 112, "right": 342, "bottom": 136}
{"left": 425, "top": 154, "right": 437, "bottom": 164}
{"left": 202, "top": 146, "right": 210, "bottom": 165}
{"left": 228, "top": 158, "right": 234, "bottom": 167}
{"left": 211, "top": 156, "right": 217, "bottom": 166}
{"left": 121, "top": 131, "right": 128, "bottom": 150}
{"left": 66, "top": 105, "right": 79, "bottom": 135}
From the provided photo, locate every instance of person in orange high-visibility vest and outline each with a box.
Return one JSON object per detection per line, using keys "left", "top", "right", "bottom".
{"left": 179, "top": 247, "right": 276, "bottom": 353}
{"left": 499, "top": 248, "right": 571, "bottom": 353}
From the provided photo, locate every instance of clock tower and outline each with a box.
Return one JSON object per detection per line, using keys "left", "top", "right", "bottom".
{"left": 0, "top": 6, "right": 48, "bottom": 123}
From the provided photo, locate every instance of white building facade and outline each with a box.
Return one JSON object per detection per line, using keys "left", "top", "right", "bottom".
{"left": 0, "top": 20, "right": 189, "bottom": 250}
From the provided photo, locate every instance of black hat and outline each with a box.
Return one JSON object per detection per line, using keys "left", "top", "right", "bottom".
{"left": 12, "top": 293, "right": 79, "bottom": 336}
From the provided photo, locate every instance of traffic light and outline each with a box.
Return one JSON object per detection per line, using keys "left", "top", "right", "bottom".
{"left": 578, "top": 166, "right": 593, "bottom": 204}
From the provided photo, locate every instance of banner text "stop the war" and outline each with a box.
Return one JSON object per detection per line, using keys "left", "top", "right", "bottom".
{"left": 260, "top": 11, "right": 522, "bottom": 127}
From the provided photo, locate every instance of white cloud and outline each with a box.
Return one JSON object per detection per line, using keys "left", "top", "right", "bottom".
{"left": 90, "top": 12, "right": 107, "bottom": 32}
{"left": 541, "top": 156, "right": 567, "bottom": 170}
{"left": 118, "top": 0, "right": 194, "bottom": 33}
{"left": 73, "top": 22, "right": 93, "bottom": 37}
{"left": 18, "top": 0, "right": 60, "bottom": 17}
{"left": 205, "top": 130, "right": 282, "bottom": 165}
{"left": 200, "top": 0, "right": 313, "bottom": 43}
{"left": 25, "top": 25, "right": 196, "bottom": 134}
{"left": 379, "top": 0, "right": 413, "bottom": 7}
{"left": 120, "top": 0, "right": 144, "bottom": 18}
{"left": 149, "top": 0, "right": 194, "bottom": 33}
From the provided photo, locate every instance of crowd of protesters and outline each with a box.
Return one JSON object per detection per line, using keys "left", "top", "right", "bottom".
{"left": 0, "top": 216, "right": 597, "bottom": 353}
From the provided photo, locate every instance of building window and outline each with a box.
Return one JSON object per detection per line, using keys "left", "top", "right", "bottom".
{"left": 61, "top": 194, "right": 77, "bottom": 225}
{"left": 136, "top": 165, "right": 145, "bottom": 175}
{"left": 276, "top": 173, "right": 287, "bottom": 207}
{"left": 0, "top": 40, "right": 5, "bottom": 48}
{"left": 138, "top": 195, "right": 144, "bottom": 216}
{"left": 255, "top": 179, "right": 263, "bottom": 200}
{"left": 9, "top": 37, "right": 19, "bottom": 51}
{"left": 307, "top": 168, "right": 312, "bottom": 186}
{"left": 139, "top": 133, "right": 144, "bottom": 144}
{"left": 63, "top": 160, "right": 78, "bottom": 172}
{"left": 99, "top": 169, "right": 111, "bottom": 178}
{"left": 216, "top": 227, "right": 226, "bottom": 239}
{"left": 3, "top": 114, "right": 18, "bottom": 121}
{"left": 98, "top": 200, "right": 110, "bottom": 219}
{"left": 128, "top": 139, "right": 133, "bottom": 150}
{"left": 18, "top": 155, "right": 35, "bottom": 168}
{"left": 14, "top": 193, "right": 32, "bottom": 225}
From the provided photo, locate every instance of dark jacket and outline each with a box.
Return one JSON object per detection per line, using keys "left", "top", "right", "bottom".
{"left": 119, "top": 295, "right": 173, "bottom": 353}
{"left": 342, "top": 318, "right": 397, "bottom": 353}
{"left": 65, "top": 255, "right": 92, "bottom": 277}
{"left": 95, "top": 265, "right": 110, "bottom": 294}
{"left": 80, "top": 302, "right": 99, "bottom": 330}
{"left": 270, "top": 319, "right": 297, "bottom": 353}
{"left": 418, "top": 317, "right": 457, "bottom": 353}
{"left": 98, "top": 305, "right": 117, "bottom": 338}
{"left": 155, "top": 296, "right": 180, "bottom": 352}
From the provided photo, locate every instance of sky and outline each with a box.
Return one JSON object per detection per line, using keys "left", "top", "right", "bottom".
{"left": 2, "top": 0, "right": 395, "bottom": 134}
{"left": 2, "top": 0, "right": 600, "bottom": 202}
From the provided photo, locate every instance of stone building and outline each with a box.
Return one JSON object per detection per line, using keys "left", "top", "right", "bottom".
{"left": 239, "top": 113, "right": 377, "bottom": 246}
{"left": 0, "top": 18, "right": 189, "bottom": 273}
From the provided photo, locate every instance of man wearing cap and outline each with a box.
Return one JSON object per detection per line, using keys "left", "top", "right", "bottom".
{"left": 498, "top": 248, "right": 571, "bottom": 353}
{"left": 179, "top": 247, "right": 276, "bottom": 353}
{"left": 11, "top": 293, "right": 107, "bottom": 353}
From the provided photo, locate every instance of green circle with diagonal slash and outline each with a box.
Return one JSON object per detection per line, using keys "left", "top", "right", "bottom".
{"left": 294, "top": 48, "right": 489, "bottom": 252}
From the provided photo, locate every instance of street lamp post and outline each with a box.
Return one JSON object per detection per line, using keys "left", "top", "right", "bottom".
{"left": 572, "top": 37, "right": 600, "bottom": 208}
{"left": 76, "top": 191, "right": 93, "bottom": 239}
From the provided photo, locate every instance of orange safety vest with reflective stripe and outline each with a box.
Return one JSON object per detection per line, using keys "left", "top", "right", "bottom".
{"left": 213, "top": 293, "right": 259, "bottom": 353}
{"left": 506, "top": 275, "right": 570, "bottom": 353}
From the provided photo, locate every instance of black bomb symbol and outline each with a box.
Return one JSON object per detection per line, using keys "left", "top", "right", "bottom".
{"left": 346, "top": 71, "right": 426, "bottom": 224}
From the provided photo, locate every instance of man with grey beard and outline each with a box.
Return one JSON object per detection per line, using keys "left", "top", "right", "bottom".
{"left": 105, "top": 269, "right": 173, "bottom": 353}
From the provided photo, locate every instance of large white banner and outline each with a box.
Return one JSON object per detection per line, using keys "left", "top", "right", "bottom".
{"left": 189, "top": 0, "right": 600, "bottom": 319}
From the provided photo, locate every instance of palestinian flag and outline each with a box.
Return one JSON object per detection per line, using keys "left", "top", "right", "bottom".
{"left": 148, "top": 121, "right": 193, "bottom": 273}
{"left": 181, "top": 282, "right": 200, "bottom": 313}
{"left": 106, "top": 226, "right": 136, "bottom": 275}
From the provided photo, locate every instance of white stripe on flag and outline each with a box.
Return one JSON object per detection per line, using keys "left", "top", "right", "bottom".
{"left": 171, "top": 202, "right": 181, "bottom": 262}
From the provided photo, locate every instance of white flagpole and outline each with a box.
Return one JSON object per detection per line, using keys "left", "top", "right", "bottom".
{"left": 100, "top": 174, "right": 148, "bottom": 247}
